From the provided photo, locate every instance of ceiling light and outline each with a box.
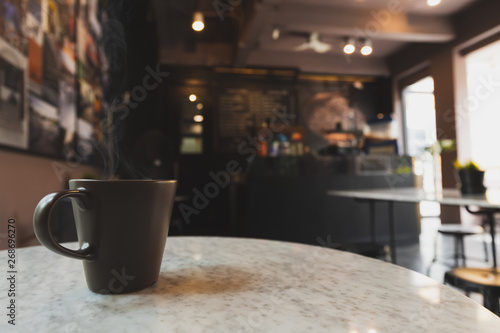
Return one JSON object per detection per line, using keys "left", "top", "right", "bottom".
{"left": 189, "top": 94, "right": 197, "bottom": 102}
{"left": 272, "top": 27, "right": 280, "bottom": 40}
{"left": 353, "top": 81, "right": 364, "bottom": 90}
{"left": 360, "top": 39, "right": 373, "bottom": 56}
{"left": 192, "top": 12, "right": 204, "bottom": 31}
{"left": 193, "top": 115, "right": 204, "bottom": 123}
{"left": 343, "top": 37, "right": 356, "bottom": 55}
{"left": 427, "top": 0, "right": 441, "bottom": 6}
{"left": 196, "top": 103, "right": 204, "bottom": 110}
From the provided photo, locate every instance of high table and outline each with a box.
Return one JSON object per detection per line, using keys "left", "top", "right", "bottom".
{"left": 1, "top": 236, "right": 499, "bottom": 332}
{"left": 328, "top": 187, "right": 500, "bottom": 267}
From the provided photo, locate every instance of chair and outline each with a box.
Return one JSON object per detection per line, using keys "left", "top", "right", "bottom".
{"left": 444, "top": 268, "right": 500, "bottom": 316}
{"left": 428, "top": 223, "right": 488, "bottom": 273}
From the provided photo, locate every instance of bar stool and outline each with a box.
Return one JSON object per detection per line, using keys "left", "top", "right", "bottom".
{"left": 428, "top": 224, "right": 488, "bottom": 273}
{"left": 444, "top": 209, "right": 500, "bottom": 315}
{"left": 444, "top": 268, "right": 500, "bottom": 316}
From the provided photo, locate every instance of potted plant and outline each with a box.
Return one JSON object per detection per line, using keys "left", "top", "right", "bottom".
{"left": 454, "top": 160, "right": 486, "bottom": 194}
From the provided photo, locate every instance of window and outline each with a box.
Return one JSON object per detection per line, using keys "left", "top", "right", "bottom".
{"left": 402, "top": 76, "right": 440, "bottom": 217}
{"left": 463, "top": 39, "right": 500, "bottom": 187}
{"left": 402, "top": 76, "right": 437, "bottom": 157}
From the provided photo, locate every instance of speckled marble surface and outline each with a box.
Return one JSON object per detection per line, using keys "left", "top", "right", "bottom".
{"left": 1, "top": 236, "right": 499, "bottom": 332}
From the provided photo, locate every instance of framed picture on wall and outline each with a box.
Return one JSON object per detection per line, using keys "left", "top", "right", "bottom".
{"left": 0, "top": 38, "right": 28, "bottom": 150}
{"left": 28, "top": 94, "right": 62, "bottom": 156}
{"left": 0, "top": 0, "right": 108, "bottom": 164}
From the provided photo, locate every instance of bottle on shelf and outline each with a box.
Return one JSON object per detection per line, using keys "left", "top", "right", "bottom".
{"left": 269, "top": 139, "right": 280, "bottom": 157}
{"left": 258, "top": 122, "right": 269, "bottom": 157}
{"left": 278, "top": 134, "right": 291, "bottom": 156}
{"left": 290, "top": 132, "right": 304, "bottom": 156}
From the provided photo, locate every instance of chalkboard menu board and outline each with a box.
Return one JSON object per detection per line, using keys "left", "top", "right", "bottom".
{"left": 215, "top": 86, "right": 296, "bottom": 152}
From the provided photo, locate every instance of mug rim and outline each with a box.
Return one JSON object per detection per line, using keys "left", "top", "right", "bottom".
{"left": 69, "top": 179, "right": 177, "bottom": 184}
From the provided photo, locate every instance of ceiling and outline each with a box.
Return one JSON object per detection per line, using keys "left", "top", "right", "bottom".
{"left": 153, "top": 0, "right": 482, "bottom": 76}
{"left": 282, "top": 0, "right": 476, "bottom": 16}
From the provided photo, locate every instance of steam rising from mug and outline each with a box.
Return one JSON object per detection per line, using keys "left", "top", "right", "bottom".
{"left": 93, "top": 0, "right": 162, "bottom": 180}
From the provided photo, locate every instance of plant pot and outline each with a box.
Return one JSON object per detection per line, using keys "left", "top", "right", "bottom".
{"left": 458, "top": 169, "right": 486, "bottom": 194}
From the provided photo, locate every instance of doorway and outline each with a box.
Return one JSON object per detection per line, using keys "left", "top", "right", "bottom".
{"left": 402, "top": 76, "right": 440, "bottom": 217}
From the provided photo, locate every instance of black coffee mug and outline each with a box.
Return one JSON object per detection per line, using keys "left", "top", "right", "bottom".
{"left": 33, "top": 179, "right": 177, "bottom": 294}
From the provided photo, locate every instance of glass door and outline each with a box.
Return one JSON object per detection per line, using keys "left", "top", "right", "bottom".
{"left": 402, "top": 76, "right": 440, "bottom": 217}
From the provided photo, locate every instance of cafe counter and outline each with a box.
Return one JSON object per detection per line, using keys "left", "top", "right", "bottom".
{"left": 244, "top": 156, "right": 419, "bottom": 247}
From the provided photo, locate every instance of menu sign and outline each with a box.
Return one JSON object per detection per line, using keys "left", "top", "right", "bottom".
{"left": 216, "top": 87, "right": 295, "bottom": 151}
{"left": 218, "top": 89, "right": 249, "bottom": 138}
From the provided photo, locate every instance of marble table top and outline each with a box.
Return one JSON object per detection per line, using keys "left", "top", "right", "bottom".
{"left": 1, "top": 236, "right": 499, "bottom": 332}
{"left": 328, "top": 187, "right": 500, "bottom": 209}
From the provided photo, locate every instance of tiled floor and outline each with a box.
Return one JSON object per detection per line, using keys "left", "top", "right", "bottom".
{"left": 396, "top": 217, "right": 499, "bottom": 307}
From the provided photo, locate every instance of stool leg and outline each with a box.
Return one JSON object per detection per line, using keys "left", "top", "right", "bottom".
{"left": 427, "top": 233, "right": 439, "bottom": 276}
{"left": 483, "top": 290, "right": 500, "bottom": 316}
{"left": 483, "top": 234, "right": 489, "bottom": 263}
{"left": 481, "top": 217, "right": 489, "bottom": 263}
{"left": 454, "top": 235, "right": 460, "bottom": 267}
{"left": 459, "top": 235, "right": 466, "bottom": 267}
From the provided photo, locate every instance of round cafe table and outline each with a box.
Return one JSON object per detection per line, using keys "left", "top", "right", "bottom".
{"left": 1, "top": 237, "right": 499, "bottom": 332}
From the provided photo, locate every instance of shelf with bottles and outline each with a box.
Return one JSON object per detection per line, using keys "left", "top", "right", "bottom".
{"left": 254, "top": 124, "right": 308, "bottom": 158}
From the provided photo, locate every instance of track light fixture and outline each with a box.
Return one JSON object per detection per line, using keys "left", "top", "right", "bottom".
{"left": 342, "top": 37, "right": 374, "bottom": 56}
{"left": 360, "top": 39, "right": 373, "bottom": 56}
{"left": 343, "top": 37, "right": 356, "bottom": 55}
{"left": 192, "top": 12, "right": 204, "bottom": 31}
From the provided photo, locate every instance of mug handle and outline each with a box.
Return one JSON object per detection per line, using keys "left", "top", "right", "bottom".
{"left": 33, "top": 190, "right": 96, "bottom": 261}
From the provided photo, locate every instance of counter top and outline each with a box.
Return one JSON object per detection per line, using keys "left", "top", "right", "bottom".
{"left": 328, "top": 187, "right": 500, "bottom": 209}
{"left": 1, "top": 236, "right": 499, "bottom": 332}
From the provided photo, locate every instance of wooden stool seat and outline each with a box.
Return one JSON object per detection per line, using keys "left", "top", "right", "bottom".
{"left": 445, "top": 267, "right": 500, "bottom": 315}
{"left": 449, "top": 267, "right": 500, "bottom": 287}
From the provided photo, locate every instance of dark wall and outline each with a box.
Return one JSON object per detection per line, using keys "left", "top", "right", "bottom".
{"left": 299, "top": 77, "right": 392, "bottom": 150}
